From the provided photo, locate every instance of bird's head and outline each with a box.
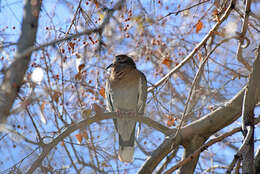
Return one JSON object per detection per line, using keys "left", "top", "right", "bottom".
{"left": 106, "top": 55, "right": 136, "bottom": 70}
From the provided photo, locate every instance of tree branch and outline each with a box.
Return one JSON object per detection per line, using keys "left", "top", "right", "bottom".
{"left": 148, "top": 0, "right": 236, "bottom": 93}
{"left": 27, "top": 111, "right": 172, "bottom": 173}
{"left": 0, "top": 0, "right": 124, "bottom": 123}
{"left": 137, "top": 44, "right": 260, "bottom": 174}
{"left": 159, "top": 0, "right": 210, "bottom": 20}
{"left": 166, "top": 117, "right": 260, "bottom": 174}
{"left": 241, "top": 44, "right": 260, "bottom": 173}
{"left": 236, "top": 0, "right": 252, "bottom": 71}
{"left": 254, "top": 146, "right": 260, "bottom": 173}
{"left": 0, "top": 0, "right": 42, "bottom": 123}
{"left": 175, "top": 36, "right": 240, "bottom": 139}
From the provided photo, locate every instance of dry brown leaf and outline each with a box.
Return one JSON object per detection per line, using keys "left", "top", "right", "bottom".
{"left": 86, "top": 88, "right": 95, "bottom": 94}
{"left": 75, "top": 133, "right": 82, "bottom": 144}
{"left": 78, "top": 64, "right": 85, "bottom": 72}
{"left": 41, "top": 101, "right": 46, "bottom": 112}
{"left": 162, "top": 57, "right": 172, "bottom": 68}
{"left": 99, "top": 87, "right": 106, "bottom": 98}
{"left": 75, "top": 73, "right": 82, "bottom": 80}
{"left": 68, "top": 42, "right": 75, "bottom": 52}
{"left": 195, "top": 20, "right": 203, "bottom": 33}
{"left": 167, "top": 115, "right": 176, "bottom": 127}
{"left": 94, "top": 0, "right": 99, "bottom": 8}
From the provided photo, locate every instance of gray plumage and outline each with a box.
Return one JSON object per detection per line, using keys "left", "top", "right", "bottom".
{"left": 105, "top": 55, "right": 147, "bottom": 162}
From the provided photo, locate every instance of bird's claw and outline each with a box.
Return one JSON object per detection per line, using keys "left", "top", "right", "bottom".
{"left": 116, "top": 109, "right": 136, "bottom": 117}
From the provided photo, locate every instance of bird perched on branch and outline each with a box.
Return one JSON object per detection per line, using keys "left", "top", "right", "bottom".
{"left": 105, "top": 55, "right": 147, "bottom": 162}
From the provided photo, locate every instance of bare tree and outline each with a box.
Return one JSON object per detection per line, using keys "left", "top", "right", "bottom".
{"left": 0, "top": 0, "right": 259, "bottom": 173}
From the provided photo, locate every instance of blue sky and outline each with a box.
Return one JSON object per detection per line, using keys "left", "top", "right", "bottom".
{"left": 0, "top": 0, "right": 260, "bottom": 173}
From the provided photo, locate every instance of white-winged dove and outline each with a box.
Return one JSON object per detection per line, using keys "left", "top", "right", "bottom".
{"left": 105, "top": 55, "right": 147, "bottom": 162}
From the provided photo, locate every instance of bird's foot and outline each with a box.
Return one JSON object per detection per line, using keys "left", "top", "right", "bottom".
{"left": 124, "top": 111, "right": 136, "bottom": 116}
{"left": 116, "top": 109, "right": 124, "bottom": 118}
{"left": 116, "top": 109, "right": 136, "bottom": 117}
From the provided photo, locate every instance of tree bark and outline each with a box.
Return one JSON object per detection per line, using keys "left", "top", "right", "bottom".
{"left": 241, "top": 45, "right": 260, "bottom": 173}
{"left": 0, "top": 0, "right": 42, "bottom": 123}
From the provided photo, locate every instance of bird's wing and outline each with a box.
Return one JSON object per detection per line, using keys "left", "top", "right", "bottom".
{"left": 105, "top": 80, "right": 114, "bottom": 112}
{"left": 105, "top": 80, "right": 118, "bottom": 130}
{"left": 137, "top": 71, "right": 147, "bottom": 114}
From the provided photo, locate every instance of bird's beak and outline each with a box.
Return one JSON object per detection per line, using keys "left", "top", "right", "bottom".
{"left": 106, "top": 63, "right": 114, "bottom": 69}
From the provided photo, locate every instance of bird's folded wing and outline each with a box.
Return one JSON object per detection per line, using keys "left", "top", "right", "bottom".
{"left": 137, "top": 71, "right": 147, "bottom": 114}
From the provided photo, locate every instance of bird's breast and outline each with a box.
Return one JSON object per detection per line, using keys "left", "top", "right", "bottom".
{"left": 110, "top": 73, "right": 139, "bottom": 111}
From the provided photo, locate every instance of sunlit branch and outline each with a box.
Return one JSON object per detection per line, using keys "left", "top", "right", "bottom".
{"left": 175, "top": 36, "right": 241, "bottom": 139}
{"left": 14, "top": 0, "right": 124, "bottom": 62}
{"left": 240, "top": 44, "right": 260, "bottom": 173}
{"left": 148, "top": 0, "right": 236, "bottom": 93}
{"left": 27, "top": 111, "right": 173, "bottom": 173}
{"left": 138, "top": 1, "right": 240, "bottom": 173}
{"left": 165, "top": 117, "right": 260, "bottom": 174}
{"left": 159, "top": 0, "right": 210, "bottom": 20}
{"left": 202, "top": 165, "right": 228, "bottom": 174}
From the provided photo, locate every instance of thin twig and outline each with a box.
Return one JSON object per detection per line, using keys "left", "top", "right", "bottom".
{"left": 66, "top": 0, "right": 83, "bottom": 36}
{"left": 236, "top": 0, "right": 252, "bottom": 71}
{"left": 164, "top": 117, "right": 260, "bottom": 174}
{"left": 14, "top": 0, "right": 123, "bottom": 61}
{"left": 27, "top": 111, "right": 173, "bottom": 173}
{"left": 159, "top": 0, "right": 210, "bottom": 21}
{"left": 174, "top": 36, "right": 240, "bottom": 139}
{"left": 148, "top": 0, "right": 236, "bottom": 93}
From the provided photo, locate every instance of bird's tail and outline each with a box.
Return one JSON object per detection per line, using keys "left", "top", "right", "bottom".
{"left": 118, "top": 146, "right": 134, "bottom": 162}
{"left": 118, "top": 125, "right": 136, "bottom": 163}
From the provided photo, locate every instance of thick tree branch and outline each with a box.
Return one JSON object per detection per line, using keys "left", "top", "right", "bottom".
{"left": 241, "top": 44, "right": 260, "bottom": 173}
{"left": 0, "top": 0, "right": 42, "bottom": 123}
{"left": 138, "top": 83, "right": 246, "bottom": 174}
{"left": 254, "top": 146, "right": 260, "bottom": 173}
{"left": 27, "top": 112, "right": 172, "bottom": 173}
{"left": 138, "top": 1, "right": 249, "bottom": 173}
{"left": 166, "top": 117, "right": 260, "bottom": 174}
{"left": 138, "top": 44, "right": 260, "bottom": 174}
{"left": 138, "top": 136, "right": 181, "bottom": 174}
{"left": 176, "top": 36, "right": 240, "bottom": 139}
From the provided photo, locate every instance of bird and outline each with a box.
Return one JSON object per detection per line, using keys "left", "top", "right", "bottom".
{"left": 105, "top": 55, "right": 147, "bottom": 162}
